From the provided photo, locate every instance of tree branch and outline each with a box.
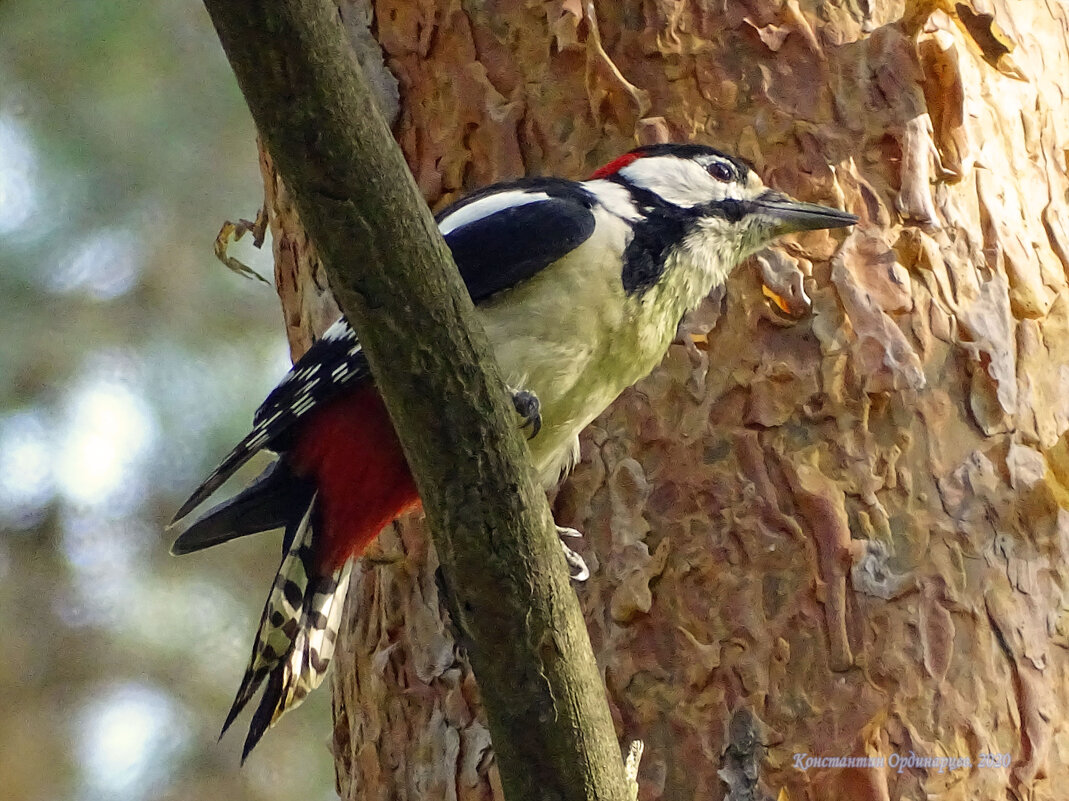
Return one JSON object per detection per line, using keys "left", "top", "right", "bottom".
{"left": 200, "top": 1, "right": 629, "bottom": 799}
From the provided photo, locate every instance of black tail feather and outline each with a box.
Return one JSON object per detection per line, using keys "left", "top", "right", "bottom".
{"left": 170, "top": 461, "right": 315, "bottom": 555}
{"left": 242, "top": 669, "right": 286, "bottom": 762}
{"left": 220, "top": 666, "right": 269, "bottom": 741}
{"left": 170, "top": 427, "right": 278, "bottom": 524}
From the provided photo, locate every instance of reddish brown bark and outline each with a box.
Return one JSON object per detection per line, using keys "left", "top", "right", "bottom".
{"left": 256, "top": 2, "right": 1069, "bottom": 799}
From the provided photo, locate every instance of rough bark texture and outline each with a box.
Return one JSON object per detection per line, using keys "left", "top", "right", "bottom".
{"left": 254, "top": 1, "right": 1069, "bottom": 799}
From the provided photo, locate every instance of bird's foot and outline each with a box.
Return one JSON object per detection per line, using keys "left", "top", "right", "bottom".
{"left": 509, "top": 386, "right": 542, "bottom": 440}
{"left": 556, "top": 526, "right": 590, "bottom": 582}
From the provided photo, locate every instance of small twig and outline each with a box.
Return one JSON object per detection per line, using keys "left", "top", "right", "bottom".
{"left": 214, "top": 203, "right": 271, "bottom": 283}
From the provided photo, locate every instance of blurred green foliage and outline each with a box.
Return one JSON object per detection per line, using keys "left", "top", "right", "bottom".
{"left": 0, "top": 2, "right": 338, "bottom": 799}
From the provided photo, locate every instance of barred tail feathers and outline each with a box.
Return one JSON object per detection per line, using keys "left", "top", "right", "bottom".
{"left": 222, "top": 497, "right": 353, "bottom": 761}
{"left": 200, "top": 385, "right": 421, "bottom": 759}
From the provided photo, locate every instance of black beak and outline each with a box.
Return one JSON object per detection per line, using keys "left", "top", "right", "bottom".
{"left": 754, "top": 191, "right": 858, "bottom": 234}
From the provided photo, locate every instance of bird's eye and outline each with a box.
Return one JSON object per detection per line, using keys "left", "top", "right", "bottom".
{"left": 708, "top": 161, "right": 733, "bottom": 182}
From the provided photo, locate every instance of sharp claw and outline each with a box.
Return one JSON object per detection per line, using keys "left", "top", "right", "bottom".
{"left": 509, "top": 388, "right": 542, "bottom": 440}
{"left": 562, "top": 545, "right": 590, "bottom": 582}
{"left": 556, "top": 525, "right": 589, "bottom": 581}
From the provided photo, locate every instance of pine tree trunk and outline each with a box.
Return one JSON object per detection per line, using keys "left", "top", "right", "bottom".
{"left": 258, "top": 2, "right": 1069, "bottom": 799}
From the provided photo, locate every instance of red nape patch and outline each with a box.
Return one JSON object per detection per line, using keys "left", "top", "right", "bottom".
{"left": 588, "top": 151, "right": 643, "bottom": 180}
{"left": 289, "top": 386, "right": 420, "bottom": 572}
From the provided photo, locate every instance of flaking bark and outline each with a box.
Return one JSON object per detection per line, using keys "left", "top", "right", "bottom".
{"left": 200, "top": 1, "right": 630, "bottom": 800}
{"left": 245, "top": 1, "right": 1069, "bottom": 799}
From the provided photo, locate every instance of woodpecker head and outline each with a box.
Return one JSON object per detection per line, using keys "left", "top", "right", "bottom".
{"left": 590, "top": 144, "right": 857, "bottom": 283}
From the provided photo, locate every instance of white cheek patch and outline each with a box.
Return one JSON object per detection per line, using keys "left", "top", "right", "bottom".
{"left": 619, "top": 156, "right": 738, "bottom": 208}
{"left": 438, "top": 191, "right": 551, "bottom": 235}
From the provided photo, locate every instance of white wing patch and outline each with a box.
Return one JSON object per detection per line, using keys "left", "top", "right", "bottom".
{"left": 438, "top": 190, "right": 552, "bottom": 235}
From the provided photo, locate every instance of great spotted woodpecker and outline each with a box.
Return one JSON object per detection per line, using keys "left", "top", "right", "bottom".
{"left": 170, "top": 143, "right": 856, "bottom": 758}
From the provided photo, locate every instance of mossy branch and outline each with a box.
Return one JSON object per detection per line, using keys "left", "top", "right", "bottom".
{"left": 200, "top": 1, "right": 630, "bottom": 799}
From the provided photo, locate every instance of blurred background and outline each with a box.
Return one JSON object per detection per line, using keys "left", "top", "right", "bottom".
{"left": 0, "top": 2, "right": 339, "bottom": 799}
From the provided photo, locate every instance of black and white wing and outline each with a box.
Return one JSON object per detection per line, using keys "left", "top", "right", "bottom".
{"left": 438, "top": 178, "right": 598, "bottom": 300}
{"left": 172, "top": 179, "right": 599, "bottom": 523}
{"left": 170, "top": 319, "right": 369, "bottom": 522}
